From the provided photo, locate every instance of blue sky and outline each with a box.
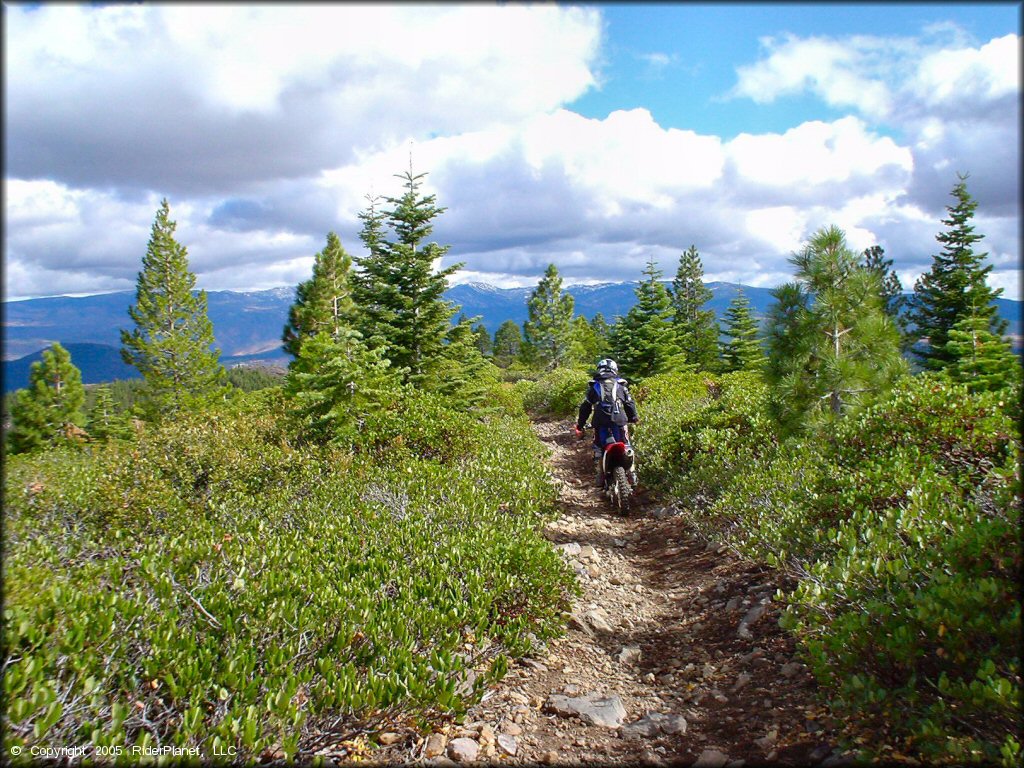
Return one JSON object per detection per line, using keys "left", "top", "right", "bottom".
{"left": 572, "top": 3, "right": 1019, "bottom": 136}
{"left": 3, "top": 2, "right": 1020, "bottom": 306}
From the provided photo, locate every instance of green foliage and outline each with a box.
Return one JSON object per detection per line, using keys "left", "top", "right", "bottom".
{"left": 284, "top": 329, "right": 401, "bottom": 447}
{"left": 641, "top": 367, "right": 1020, "bottom": 764}
{"left": 720, "top": 290, "right": 765, "bottom": 373}
{"left": 567, "top": 315, "right": 603, "bottom": 368}
{"left": 82, "top": 379, "right": 145, "bottom": 415}
{"left": 432, "top": 318, "right": 502, "bottom": 414}
{"left": 632, "top": 370, "right": 775, "bottom": 508}
{"left": 352, "top": 171, "right": 463, "bottom": 387}
{"left": 523, "top": 264, "right": 575, "bottom": 369}
{"left": 7, "top": 342, "right": 86, "bottom": 454}
{"left": 225, "top": 365, "right": 285, "bottom": 392}
{"left": 766, "top": 225, "right": 907, "bottom": 433}
{"left": 86, "top": 385, "right": 133, "bottom": 442}
{"left": 861, "top": 245, "right": 909, "bottom": 346}
{"left": 470, "top": 320, "right": 492, "bottom": 357}
{"left": 671, "top": 245, "right": 719, "bottom": 370}
{"left": 612, "top": 258, "right": 684, "bottom": 379}
{"left": 910, "top": 173, "right": 1007, "bottom": 371}
{"left": 3, "top": 390, "right": 576, "bottom": 760}
{"left": 943, "top": 313, "right": 1021, "bottom": 393}
{"left": 282, "top": 232, "right": 358, "bottom": 359}
{"left": 492, "top": 320, "right": 524, "bottom": 368}
{"left": 120, "top": 199, "right": 230, "bottom": 420}
{"left": 522, "top": 367, "right": 593, "bottom": 418}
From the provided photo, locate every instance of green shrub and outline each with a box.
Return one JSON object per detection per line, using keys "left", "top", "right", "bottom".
{"left": 703, "top": 375, "right": 1020, "bottom": 763}
{"left": 522, "top": 367, "right": 592, "bottom": 417}
{"left": 639, "top": 369, "right": 1020, "bottom": 763}
{"left": 633, "top": 370, "right": 776, "bottom": 505}
{"left": 3, "top": 391, "right": 577, "bottom": 761}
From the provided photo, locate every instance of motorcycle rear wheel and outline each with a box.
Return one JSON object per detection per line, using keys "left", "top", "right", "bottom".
{"left": 612, "top": 466, "right": 631, "bottom": 516}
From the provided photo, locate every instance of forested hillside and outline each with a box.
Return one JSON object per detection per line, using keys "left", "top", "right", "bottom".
{"left": 3, "top": 173, "right": 1020, "bottom": 766}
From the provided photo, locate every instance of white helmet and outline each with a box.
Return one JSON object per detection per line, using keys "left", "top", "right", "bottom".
{"left": 596, "top": 358, "right": 618, "bottom": 375}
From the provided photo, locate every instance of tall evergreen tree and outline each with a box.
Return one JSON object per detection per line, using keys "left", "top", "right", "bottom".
{"left": 492, "top": 320, "right": 523, "bottom": 368}
{"left": 7, "top": 342, "right": 86, "bottom": 453}
{"left": 671, "top": 245, "right": 719, "bottom": 370}
{"left": 766, "top": 225, "right": 906, "bottom": 432}
{"left": 523, "top": 263, "right": 575, "bottom": 369}
{"left": 352, "top": 170, "right": 462, "bottom": 386}
{"left": 909, "top": 174, "right": 1007, "bottom": 370}
{"left": 611, "top": 258, "right": 683, "bottom": 379}
{"left": 282, "top": 232, "right": 357, "bottom": 360}
{"left": 720, "top": 290, "right": 765, "bottom": 372}
{"left": 120, "top": 199, "right": 229, "bottom": 419}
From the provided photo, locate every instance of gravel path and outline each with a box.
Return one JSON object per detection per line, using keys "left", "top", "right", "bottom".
{"left": 366, "top": 417, "right": 852, "bottom": 766}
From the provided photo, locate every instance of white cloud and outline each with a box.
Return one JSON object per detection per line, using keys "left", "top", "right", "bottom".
{"left": 726, "top": 117, "right": 912, "bottom": 188}
{"left": 911, "top": 34, "right": 1018, "bottom": 107}
{"left": 3, "top": 9, "right": 1019, "bottom": 305}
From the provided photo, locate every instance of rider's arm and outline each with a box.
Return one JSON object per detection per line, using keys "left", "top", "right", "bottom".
{"left": 576, "top": 399, "right": 593, "bottom": 431}
{"left": 576, "top": 384, "right": 597, "bottom": 430}
{"left": 622, "top": 383, "right": 639, "bottom": 423}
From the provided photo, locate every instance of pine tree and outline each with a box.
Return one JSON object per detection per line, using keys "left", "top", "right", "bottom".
{"left": 121, "top": 199, "right": 229, "bottom": 419}
{"left": 612, "top": 258, "right": 684, "bottom": 379}
{"left": 8, "top": 342, "right": 86, "bottom": 453}
{"left": 860, "top": 246, "right": 904, "bottom": 321}
{"left": 492, "top": 320, "right": 523, "bottom": 368}
{"left": 284, "top": 329, "right": 400, "bottom": 446}
{"left": 523, "top": 264, "right": 575, "bottom": 369}
{"left": 766, "top": 225, "right": 906, "bottom": 432}
{"left": 671, "top": 245, "right": 719, "bottom": 370}
{"left": 88, "top": 384, "right": 130, "bottom": 441}
{"left": 909, "top": 174, "right": 1007, "bottom": 371}
{"left": 434, "top": 317, "right": 500, "bottom": 411}
{"left": 282, "top": 232, "right": 357, "bottom": 360}
{"left": 471, "top": 320, "right": 492, "bottom": 357}
{"left": 943, "top": 311, "right": 1020, "bottom": 393}
{"left": 720, "top": 290, "right": 765, "bottom": 372}
{"left": 352, "top": 170, "right": 462, "bottom": 386}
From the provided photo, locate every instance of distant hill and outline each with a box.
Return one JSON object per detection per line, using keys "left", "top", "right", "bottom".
{"left": 3, "top": 282, "right": 1019, "bottom": 391}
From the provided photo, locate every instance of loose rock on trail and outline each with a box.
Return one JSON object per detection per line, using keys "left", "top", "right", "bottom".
{"left": 368, "top": 418, "right": 851, "bottom": 766}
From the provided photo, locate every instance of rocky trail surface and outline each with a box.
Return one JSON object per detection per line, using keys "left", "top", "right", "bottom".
{"left": 366, "top": 418, "right": 853, "bottom": 767}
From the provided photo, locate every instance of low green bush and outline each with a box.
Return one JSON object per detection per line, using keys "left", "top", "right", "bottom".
{"left": 639, "top": 369, "right": 1020, "bottom": 764}
{"left": 705, "top": 375, "right": 1021, "bottom": 763}
{"left": 3, "top": 390, "right": 577, "bottom": 761}
{"left": 522, "top": 367, "right": 592, "bottom": 418}
{"left": 633, "top": 370, "right": 776, "bottom": 507}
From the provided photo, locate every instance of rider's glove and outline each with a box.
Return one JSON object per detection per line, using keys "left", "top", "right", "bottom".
{"left": 574, "top": 425, "right": 584, "bottom": 439}
{"left": 629, "top": 418, "right": 640, "bottom": 425}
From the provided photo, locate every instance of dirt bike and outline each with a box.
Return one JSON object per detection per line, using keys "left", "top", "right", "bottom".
{"left": 576, "top": 424, "right": 637, "bottom": 516}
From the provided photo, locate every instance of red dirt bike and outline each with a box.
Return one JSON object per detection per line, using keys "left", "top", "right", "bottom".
{"left": 576, "top": 424, "right": 637, "bottom": 516}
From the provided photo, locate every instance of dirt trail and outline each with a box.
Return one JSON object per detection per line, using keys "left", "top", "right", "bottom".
{"left": 370, "top": 417, "right": 851, "bottom": 766}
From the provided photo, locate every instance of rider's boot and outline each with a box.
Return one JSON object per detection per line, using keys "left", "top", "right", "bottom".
{"left": 593, "top": 459, "right": 604, "bottom": 488}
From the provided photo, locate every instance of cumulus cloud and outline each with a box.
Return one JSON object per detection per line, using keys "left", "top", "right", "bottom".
{"left": 731, "top": 29, "right": 1020, "bottom": 216}
{"left": 5, "top": 4, "right": 601, "bottom": 194}
{"left": 3, "top": 7, "right": 1019, "bottom": 303}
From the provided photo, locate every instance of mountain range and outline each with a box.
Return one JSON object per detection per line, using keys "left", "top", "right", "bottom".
{"left": 3, "top": 282, "right": 1020, "bottom": 392}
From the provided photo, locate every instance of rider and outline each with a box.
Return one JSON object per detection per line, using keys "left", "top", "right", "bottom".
{"left": 574, "top": 358, "right": 639, "bottom": 488}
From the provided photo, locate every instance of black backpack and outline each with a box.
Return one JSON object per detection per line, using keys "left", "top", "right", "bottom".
{"left": 594, "top": 376, "right": 628, "bottom": 426}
